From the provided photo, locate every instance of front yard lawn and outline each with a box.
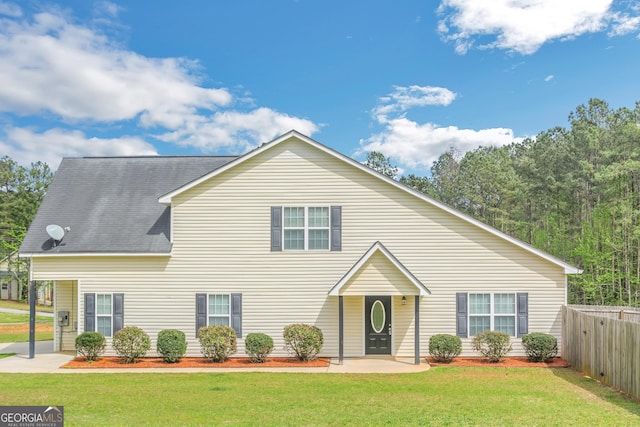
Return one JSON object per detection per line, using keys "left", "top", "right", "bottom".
{"left": 0, "top": 312, "right": 52, "bottom": 323}
{"left": 0, "top": 368, "right": 638, "bottom": 426}
{"left": 0, "top": 313, "right": 53, "bottom": 343}
{"left": 0, "top": 300, "right": 54, "bottom": 312}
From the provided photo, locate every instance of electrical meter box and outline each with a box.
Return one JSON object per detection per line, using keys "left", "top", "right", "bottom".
{"left": 58, "top": 311, "right": 69, "bottom": 327}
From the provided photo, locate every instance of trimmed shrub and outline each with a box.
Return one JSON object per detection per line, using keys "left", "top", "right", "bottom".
{"left": 112, "top": 326, "right": 150, "bottom": 364}
{"left": 283, "top": 323, "right": 323, "bottom": 361}
{"left": 157, "top": 329, "right": 187, "bottom": 363}
{"left": 472, "top": 330, "right": 512, "bottom": 363}
{"left": 245, "top": 332, "right": 274, "bottom": 363}
{"left": 522, "top": 332, "right": 558, "bottom": 362}
{"left": 198, "top": 325, "right": 237, "bottom": 362}
{"left": 75, "top": 331, "right": 106, "bottom": 361}
{"left": 428, "top": 334, "right": 462, "bottom": 363}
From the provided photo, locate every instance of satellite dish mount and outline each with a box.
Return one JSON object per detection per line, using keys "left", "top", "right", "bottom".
{"left": 46, "top": 224, "right": 70, "bottom": 247}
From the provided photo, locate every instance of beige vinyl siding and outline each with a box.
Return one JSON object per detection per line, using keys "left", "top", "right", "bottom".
{"left": 340, "top": 251, "right": 421, "bottom": 296}
{"left": 393, "top": 296, "right": 416, "bottom": 357}
{"left": 343, "top": 296, "right": 364, "bottom": 357}
{"left": 31, "top": 136, "right": 569, "bottom": 357}
{"left": 54, "top": 280, "right": 77, "bottom": 352}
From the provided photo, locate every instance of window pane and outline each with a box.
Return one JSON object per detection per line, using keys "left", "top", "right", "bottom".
{"left": 97, "top": 294, "right": 111, "bottom": 315}
{"left": 308, "top": 230, "right": 329, "bottom": 250}
{"left": 284, "top": 230, "right": 304, "bottom": 250}
{"left": 495, "top": 316, "right": 515, "bottom": 336}
{"left": 308, "top": 207, "right": 329, "bottom": 227}
{"left": 209, "top": 294, "right": 229, "bottom": 316}
{"left": 208, "top": 317, "right": 230, "bottom": 326}
{"left": 284, "top": 207, "right": 304, "bottom": 227}
{"left": 97, "top": 316, "right": 111, "bottom": 336}
{"left": 469, "top": 294, "right": 490, "bottom": 315}
{"left": 494, "top": 293, "right": 515, "bottom": 314}
{"left": 470, "top": 316, "right": 490, "bottom": 336}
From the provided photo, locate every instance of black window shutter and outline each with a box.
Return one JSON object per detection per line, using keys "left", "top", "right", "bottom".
{"left": 517, "top": 293, "right": 528, "bottom": 337}
{"left": 196, "top": 293, "right": 207, "bottom": 337}
{"left": 113, "top": 293, "right": 124, "bottom": 334}
{"left": 84, "top": 293, "right": 95, "bottom": 332}
{"left": 231, "top": 293, "right": 242, "bottom": 338}
{"left": 456, "top": 293, "right": 468, "bottom": 338}
{"left": 330, "top": 206, "right": 342, "bottom": 251}
{"left": 271, "top": 207, "right": 282, "bottom": 251}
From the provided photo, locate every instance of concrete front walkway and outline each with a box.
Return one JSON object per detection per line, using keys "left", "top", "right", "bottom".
{"left": 0, "top": 341, "right": 430, "bottom": 374}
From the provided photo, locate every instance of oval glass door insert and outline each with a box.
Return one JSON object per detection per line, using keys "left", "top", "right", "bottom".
{"left": 371, "top": 300, "right": 386, "bottom": 333}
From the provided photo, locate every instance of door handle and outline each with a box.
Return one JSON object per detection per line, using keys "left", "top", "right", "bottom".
{"left": 388, "top": 324, "right": 391, "bottom": 335}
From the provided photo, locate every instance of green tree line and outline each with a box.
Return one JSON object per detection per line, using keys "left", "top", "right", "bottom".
{"left": 0, "top": 156, "right": 53, "bottom": 298}
{"left": 367, "top": 99, "right": 640, "bottom": 307}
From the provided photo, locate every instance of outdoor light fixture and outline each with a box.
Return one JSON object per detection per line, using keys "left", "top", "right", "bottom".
{"left": 402, "top": 296, "right": 407, "bottom": 305}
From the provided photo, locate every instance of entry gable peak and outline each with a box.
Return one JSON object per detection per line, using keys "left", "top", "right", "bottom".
{"left": 328, "top": 241, "right": 430, "bottom": 296}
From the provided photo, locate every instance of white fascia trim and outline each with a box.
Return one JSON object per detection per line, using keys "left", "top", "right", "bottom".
{"left": 328, "top": 241, "right": 431, "bottom": 296}
{"left": 159, "top": 129, "right": 581, "bottom": 274}
{"left": 21, "top": 252, "right": 172, "bottom": 258}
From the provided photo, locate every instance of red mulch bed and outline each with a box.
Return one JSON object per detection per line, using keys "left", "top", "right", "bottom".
{"left": 63, "top": 356, "right": 330, "bottom": 369}
{"left": 426, "top": 356, "right": 570, "bottom": 368}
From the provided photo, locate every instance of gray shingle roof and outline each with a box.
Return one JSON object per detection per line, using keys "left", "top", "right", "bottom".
{"left": 20, "top": 156, "right": 236, "bottom": 255}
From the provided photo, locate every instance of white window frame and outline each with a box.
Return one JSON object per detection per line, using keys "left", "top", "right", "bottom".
{"left": 282, "top": 206, "right": 330, "bottom": 251}
{"left": 96, "top": 293, "right": 113, "bottom": 337}
{"left": 468, "top": 293, "right": 516, "bottom": 337}
{"left": 207, "top": 294, "right": 231, "bottom": 326}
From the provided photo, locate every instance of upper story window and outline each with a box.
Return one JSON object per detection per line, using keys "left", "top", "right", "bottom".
{"left": 283, "top": 206, "right": 330, "bottom": 250}
{"left": 271, "top": 206, "right": 341, "bottom": 252}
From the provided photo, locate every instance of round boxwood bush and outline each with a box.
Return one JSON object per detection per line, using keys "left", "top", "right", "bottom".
{"left": 198, "top": 325, "right": 237, "bottom": 362}
{"left": 283, "top": 323, "right": 323, "bottom": 361}
{"left": 157, "top": 329, "right": 187, "bottom": 363}
{"left": 112, "top": 326, "right": 151, "bottom": 364}
{"left": 75, "top": 331, "right": 106, "bottom": 361}
{"left": 245, "top": 332, "right": 274, "bottom": 363}
{"left": 472, "top": 330, "right": 512, "bottom": 363}
{"left": 522, "top": 332, "right": 558, "bottom": 362}
{"left": 428, "top": 334, "right": 462, "bottom": 363}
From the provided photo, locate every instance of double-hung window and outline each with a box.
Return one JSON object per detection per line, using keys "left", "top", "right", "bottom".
{"left": 469, "top": 293, "right": 516, "bottom": 336}
{"left": 208, "top": 294, "right": 230, "bottom": 326}
{"left": 283, "top": 206, "right": 329, "bottom": 250}
{"left": 96, "top": 294, "right": 113, "bottom": 337}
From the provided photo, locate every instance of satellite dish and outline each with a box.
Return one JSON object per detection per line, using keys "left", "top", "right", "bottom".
{"left": 46, "top": 224, "right": 65, "bottom": 241}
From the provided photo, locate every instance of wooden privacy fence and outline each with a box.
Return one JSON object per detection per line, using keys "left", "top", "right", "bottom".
{"left": 562, "top": 305, "right": 640, "bottom": 400}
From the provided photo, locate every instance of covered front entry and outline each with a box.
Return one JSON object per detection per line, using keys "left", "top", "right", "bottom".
{"left": 365, "top": 296, "right": 391, "bottom": 354}
{"left": 329, "top": 242, "right": 431, "bottom": 365}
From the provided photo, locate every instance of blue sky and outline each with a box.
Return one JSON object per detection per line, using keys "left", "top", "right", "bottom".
{"left": 1, "top": 1, "right": 639, "bottom": 174}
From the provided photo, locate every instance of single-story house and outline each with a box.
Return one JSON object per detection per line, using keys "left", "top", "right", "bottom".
{"left": 19, "top": 130, "right": 580, "bottom": 362}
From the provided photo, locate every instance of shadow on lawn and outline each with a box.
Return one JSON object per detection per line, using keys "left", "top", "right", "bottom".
{"left": 551, "top": 366, "right": 640, "bottom": 416}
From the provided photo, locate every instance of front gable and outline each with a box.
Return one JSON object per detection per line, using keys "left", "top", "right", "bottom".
{"left": 329, "top": 242, "right": 430, "bottom": 296}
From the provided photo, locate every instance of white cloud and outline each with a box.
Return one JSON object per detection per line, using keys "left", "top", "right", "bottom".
{"left": 437, "top": 0, "right": 639, "bottom": 54}
{"left": 545, "top": 75, "right": 554, "bottom": 82}
{"left": 0, "top": 1, "right": 21, "bottom": 17}
{"left": 608, "top": 12, "right": 640, "bottom": 36}
{"left": 360, "top": 117, "right": 523, "bottom": 171}
{"left": 0, "top": 12, "right": 231, "bottom": 124}
{"left": 363, "top": 84, "right": 522, "bottom": 171}
{"left": 373, "top": 85, "right": 457, "bottom": 122}
{"left": 158, "top": 107, "right": 319, "bottom": 152}
{"left": 0, "top": 127, "right": 157, "bottom": 168}
{"left": 0, "top": 6, "right": 320, "bottom": 163}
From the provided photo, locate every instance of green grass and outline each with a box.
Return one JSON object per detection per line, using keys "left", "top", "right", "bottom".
{"left": 0, "top": 300, "right": 54, "bottom": 312}
{"left": 0, "top": 330, "right": 54, "bottom": 343}
{"left": 0, "top": 368, "right": 638, "bottom": 426}
{"left": 0, "top": 352, "right": 16, "bottom": 359}
{"left": 0, "top": 312, "right": 52, "bottom": 323}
